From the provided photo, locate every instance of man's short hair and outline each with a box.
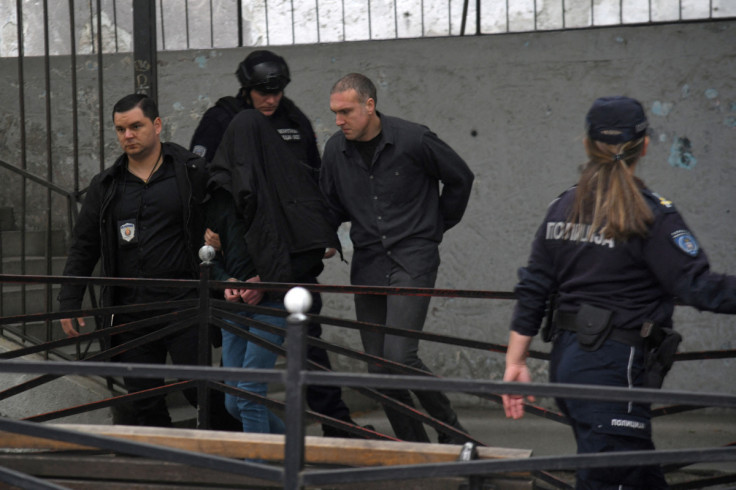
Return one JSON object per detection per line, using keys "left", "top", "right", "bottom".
{"left": 112, "top": 94, "right": 159, "bottom": 122}
{"left": 331, "top": 73, "right": 377, "bottom": 106}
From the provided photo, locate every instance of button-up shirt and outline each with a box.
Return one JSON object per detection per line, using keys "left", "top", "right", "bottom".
{"left": 320, "top": 113, "right": 474, "bottom": 285}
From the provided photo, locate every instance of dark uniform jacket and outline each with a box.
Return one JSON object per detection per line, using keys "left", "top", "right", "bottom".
{"left": 57, "top": 143, "right": 208, "bottom": 319}
{"left": 190, "top": 94, "right": 321, "bottom": 171}
{"left": 320, "top": 113, "right": 474, "bottom": 285}
{"left": 512, "top": 185, "right": 736, "bottom": 337}
{"left": 206, "top": 106, "right": 339, "bottom": 286}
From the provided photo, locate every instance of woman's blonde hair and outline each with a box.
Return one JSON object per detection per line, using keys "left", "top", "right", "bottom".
{"left": 567, "top": 136, "right": 653, "bottom": 241}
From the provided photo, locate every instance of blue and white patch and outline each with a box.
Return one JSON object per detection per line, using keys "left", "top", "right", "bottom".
{"left": 671, "top": 229, "right": 699, "bottom": 257}
{"left": 191, "top": 145, "right": 207, "bottom": 158}
{"left": 120, "top": 222, "right": 136, "bottom": 243}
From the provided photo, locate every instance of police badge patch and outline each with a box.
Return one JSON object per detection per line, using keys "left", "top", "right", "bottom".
{"left": 671, "top": 229, "right": 699, "bottom": 257}
{"left": 120, "top": 222, "right": 136, "bottom": 242}
{"left": 192, "top": 145, "right": 207, "bottom": 158}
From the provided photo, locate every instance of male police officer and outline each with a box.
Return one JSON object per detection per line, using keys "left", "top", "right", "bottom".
{"left": 191, "top": 51, "right": 364, "bottom": 437}
{"left": 58, "top": 94, "right": 210, "bottom": 427}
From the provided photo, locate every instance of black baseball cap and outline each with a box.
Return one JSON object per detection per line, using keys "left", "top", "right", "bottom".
{"left": 585, "top": 96, "right": 648, "bottom": 144}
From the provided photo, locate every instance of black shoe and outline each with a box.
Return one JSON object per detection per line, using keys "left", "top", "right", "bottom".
{"left": 437, "top": 420, "right": 470, "bottom": 444}
{"left": 322, "top": 421, "right": 376, "bottom": 438}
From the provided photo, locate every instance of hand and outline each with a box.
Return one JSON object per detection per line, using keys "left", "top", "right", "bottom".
{"left": 239, "top": 276, "right": 264, "bottom": 305}
{"left": 323, "top": 248, "right": 337, "bottom": 259}
{"left": 501, "top": 362, "right": 535, "bottom": 420}
{"left": 204, "top": 228, "right": 222, "bottom": 252}
{"left": 60, "top": 317, "right": 85, "bottom": 338}
{"left": 224, "top": 278, "right": 242, "bottom": 302}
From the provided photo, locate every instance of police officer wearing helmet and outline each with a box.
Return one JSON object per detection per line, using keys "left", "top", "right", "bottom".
{"left": 502, "top": 96, "right": 736, "bottom": 489}
{"left": 191, "top": 50, "right": 318, "bottom": 170}
{"left": 192, "top": 51, "right": 364, "bottom": 438}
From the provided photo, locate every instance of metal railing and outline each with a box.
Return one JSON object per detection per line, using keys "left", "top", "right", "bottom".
{"left": 0, "top": 268, "right": 735, "bottom": 489}
{"left": 1, "top": 0, "right": 733, "bottom": 57}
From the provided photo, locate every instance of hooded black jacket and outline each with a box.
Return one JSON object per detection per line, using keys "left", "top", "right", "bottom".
{"left": 207, "top": 105, "right": 340, "bottom": 285}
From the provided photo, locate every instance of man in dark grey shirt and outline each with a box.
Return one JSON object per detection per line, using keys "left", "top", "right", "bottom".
{"left": 320, "top": 73, "right": 475, "bottom": 443}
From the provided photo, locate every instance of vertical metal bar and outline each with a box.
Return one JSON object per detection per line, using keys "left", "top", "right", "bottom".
{"left": 590, "top": 0, "right": 594, "bottom": 25}
{"left": 341, "top": 0, "right": 345, "bottom": 41}
{"left": 476, "top": 0, "right": 480, "bottom": 34}
{"left": 421, "top": 0, "right": 425, "bottom": 36}
{"left": 113, "top": 0, "right": 119, "bottom": 52}
{"left": 315, "top": 0, "right": 321, "bottom": 43}
{"left": 283, "top": 306, "right": 308, "bottom": 489}
{"left": 534, "top": 0, "right": 538, "bottom": 30}
{"left": 460, "top": 0, "right": 469, "bottom": 35}
{"left": 69, "top": 0, "right": 80, "bottom": 197}
{"left": 619, "top": 0, "right": 623, "bottom": 24}
{"left": 133, "top": 0, "right": 158, "bottom": 102}
{"left": 209, "top": 0, "right": 213, "bottom": 47}
{"left": 291, "top": 0, "right": 295, "bottom": 44}
{"left": 447, "top": 0, "right": 451, "bottom": 35}
{"left": 159, "top": 0, "right": 166, "bottom": 51}
{"left": 196, "top": 259, "right": 212, "bottom": 430}
{"left": 265, "top": 0, "right": 270, "bottom": 46}
{"left": 368, "top": 0, "right": 372, "bottom": 39}
{"left": 42, "top": 0, "right": 54, "bottom": 348}
{"left": 237, "top": 0, "right": 243, "bottom": 46}
{"left": 562, "top": 0, "right": 566, "bottom": 29}
{"left": 393, "top": 0, "right": 398, "bottom": 38}
{"left": 505, "top": 0, "right": 509, "bottom": 32}
{"left": 96, "top": 0, "right": 104, "bottom": 172}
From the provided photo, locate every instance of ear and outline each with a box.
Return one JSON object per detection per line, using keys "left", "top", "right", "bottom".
{"left": 153, "top": 117, "right": 162, "bottom": 136}
{"left": 365, "top": 97, "right": 376, "bottom": 114}
{"left": 641, "top": 136, "right": 649, "bottom": 156}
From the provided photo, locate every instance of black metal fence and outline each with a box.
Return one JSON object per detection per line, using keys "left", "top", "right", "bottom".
{"left": 1, "top": 0, "right": 733, "bottom": 57}
{"left": 0, "top": 268, "right": 735, "bottom": 489}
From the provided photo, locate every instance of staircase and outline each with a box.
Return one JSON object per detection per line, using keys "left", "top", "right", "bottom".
{"left": 0, "top": 207, "right": 70, "bottom": 343}
{"left": 0, "top": 206, "right": 114, "bottom": 424}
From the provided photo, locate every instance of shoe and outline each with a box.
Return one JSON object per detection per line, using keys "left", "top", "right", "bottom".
{"left": 322, "top": 421, "right": 376, "bottom": 438}
{"left": 437, "top": 420, "right": 471, "bottom": 445}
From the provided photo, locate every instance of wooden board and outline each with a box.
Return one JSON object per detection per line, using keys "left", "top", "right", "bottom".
{"left": 0, "top": 424, "right": 532, "bottom": 467}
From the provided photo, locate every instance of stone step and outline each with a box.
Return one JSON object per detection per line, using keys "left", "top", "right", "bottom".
{"left": 2, "top": 256, "right": 67, "bottom": 276}
{"left": 0, "top": 229, "right": 68, "bottom": 257}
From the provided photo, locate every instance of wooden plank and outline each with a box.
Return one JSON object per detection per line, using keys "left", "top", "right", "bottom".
{"left": 0, "top": 454, "right": 534, "bottom": 490}
{"left": 0, "top": 424, "right": 532, "bottom": 467}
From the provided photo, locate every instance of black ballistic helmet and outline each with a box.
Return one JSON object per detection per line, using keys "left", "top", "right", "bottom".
{"left": 236, "top": 50, "right": 291, "bottom": 93}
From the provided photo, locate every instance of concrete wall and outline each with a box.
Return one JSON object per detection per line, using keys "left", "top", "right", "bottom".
{"left": 1, "top": 20, "right": 734, "bottom": 405}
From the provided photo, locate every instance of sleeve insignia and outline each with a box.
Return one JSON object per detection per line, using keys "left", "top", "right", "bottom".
{"left": 671, "top": 229, "right": 699, "bottom": 257}
{"left": 192, "top": 145, "right": 207, "bottom": 158}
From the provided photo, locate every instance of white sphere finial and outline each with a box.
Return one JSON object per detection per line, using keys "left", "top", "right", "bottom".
{"left": 284, "top": 286, "right": 312, "bottom": 314}
{"left": 199, "top": 245, "right": 216, "bottom": 263}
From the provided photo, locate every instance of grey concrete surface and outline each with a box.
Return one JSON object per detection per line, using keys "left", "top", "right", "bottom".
{"left": 0, "top": 20, "right": 734, "bottom": 407}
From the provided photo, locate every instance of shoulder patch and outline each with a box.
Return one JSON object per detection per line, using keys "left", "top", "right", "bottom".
{"left": 671, "top": 229, "right": 699, "bottom": 257}
{"left": 192, "top": 145, "right": 207, "bottom": 158}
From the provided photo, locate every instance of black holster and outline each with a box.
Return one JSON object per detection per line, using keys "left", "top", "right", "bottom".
{"left": 641, "top": 321, "right": 682, "bottom": 389}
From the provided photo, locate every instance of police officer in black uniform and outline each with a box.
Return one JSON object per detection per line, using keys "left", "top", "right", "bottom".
{"left": 502, "top": 96, "right": 736, "bottom": 489}
{"left": 191, "top": 51, "right": 366, "bottom": 438}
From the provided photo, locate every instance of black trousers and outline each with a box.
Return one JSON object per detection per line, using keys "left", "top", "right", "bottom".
{"left": 302, "top": 278, "right": 353, "bottom": 426}
{"left": 354, "top": 266, "right": 458, "bottom": 442}
{"left": 111, "top": 312, "right": 237, "bottom": 429}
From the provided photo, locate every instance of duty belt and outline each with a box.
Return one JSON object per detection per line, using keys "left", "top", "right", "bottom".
{"left": 554, "top": 310, "right": 645, "bottom": 349}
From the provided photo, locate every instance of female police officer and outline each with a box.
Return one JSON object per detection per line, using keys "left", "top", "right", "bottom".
{"left": 501, "top": 96, "right": 736, "bottom": 489}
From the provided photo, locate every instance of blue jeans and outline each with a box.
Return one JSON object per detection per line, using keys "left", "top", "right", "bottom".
{"left": 221, "top": 300, "right": 286, "bottom": 434}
